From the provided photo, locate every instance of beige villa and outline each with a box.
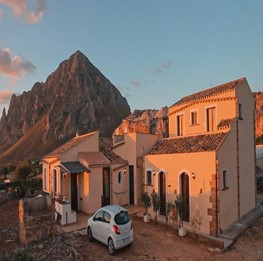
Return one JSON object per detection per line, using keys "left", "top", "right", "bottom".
{"left": 42, "top": 131, "right": 131, "bottom": 223}
{"left": 42, "top": 77, "right": 256, "bottom": 237}
{"left": 144, "top": 77, "right": 256, "bottom": 236}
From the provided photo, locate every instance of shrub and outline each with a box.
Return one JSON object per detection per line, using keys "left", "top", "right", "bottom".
{"left": 140, "top": 191, "right": 151, "bottom": 215}
{"left": 12, "top": 248, "right": 33, "bottom": 261}
{"left": 151, "top": 189, "right": 160, "bottom": 222}
{"left": 257, "top": 176, "right": 263, "bottom": 192}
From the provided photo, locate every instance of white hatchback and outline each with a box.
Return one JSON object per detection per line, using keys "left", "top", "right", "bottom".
{"left": 87, "top": 205, "right": 133, "bottom": 255}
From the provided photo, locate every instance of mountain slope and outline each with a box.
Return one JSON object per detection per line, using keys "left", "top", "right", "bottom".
{"left": 113, "top": 107, "right": 169, "bottom": 138}
{"left": 255, "top": 92, "right": 263, "bottom": 143}
{"left": 0, "top": 50, "right": 130, "bottom": 166}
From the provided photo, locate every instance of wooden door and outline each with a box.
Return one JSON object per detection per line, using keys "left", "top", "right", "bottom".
{"left": 159, "top": 172, "right": 166, "bottom": 215}
{"left": 129, "top": 165, "right": 134, "bottom": 205}
{"left": 102, "top": 167, "right": 110, "bottom": 206}
{"left": 71, "top": 174, "right": 78, "bottom": 211}
{"left": 206, "top": 107, "right": 216, "bottom": 132}
{"left": 177, "top": 114, "right": 184, "bottom": 136}
{"left": 181, "top": 173, "right": 190, "bottom": 222}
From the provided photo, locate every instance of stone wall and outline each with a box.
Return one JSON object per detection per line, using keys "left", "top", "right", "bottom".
{"left": 19, "top": 195, "right": 58, "bottom": 244}
{"left": 0, "top": 190, "right": 16, "bottom": 205}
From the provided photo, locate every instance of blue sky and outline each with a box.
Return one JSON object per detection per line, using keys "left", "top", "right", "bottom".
{"left": 0, "top": 0, "right": 263, "bottom": 115}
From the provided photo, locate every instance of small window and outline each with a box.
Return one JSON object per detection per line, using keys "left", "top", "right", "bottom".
{"left": 104, "top": 211, "right": 111, "bottom": 223}
{"left": 191, "top": 111, "right": 198, "bottom": 125}
{"left": 222, "top": 170, "right": 228, "bottom": 190}
{"left": 146, "top": 170, "right": 152, "bottom": 185}
{"left": 118, "top": 171, "right": 122, "bottom": 184}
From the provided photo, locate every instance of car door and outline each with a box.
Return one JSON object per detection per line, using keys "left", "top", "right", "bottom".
{"left": 100, "top": 211, "right": 112, "bottom": 244}
{"left": 91, "top": 210, "right": 104, "bottom": 242}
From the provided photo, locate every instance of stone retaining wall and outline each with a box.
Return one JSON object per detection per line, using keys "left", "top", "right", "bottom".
{"left": 19, "top": 195, "right": 58, "bottom": 244}
{"left": 0, "top": 190, "right": 16, "bottom": 205}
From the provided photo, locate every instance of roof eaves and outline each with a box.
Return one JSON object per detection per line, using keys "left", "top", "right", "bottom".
{"left": 170, "top": 78, "right": 245, "bottom": 109}
{"left": 42, "top": 157, "right": 60, "bottom": 164}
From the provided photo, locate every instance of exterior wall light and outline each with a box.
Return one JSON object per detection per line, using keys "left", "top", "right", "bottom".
{"left": 153, "top": 170, "right": 156, "bottom": 176}
{"left": 192, "top": 172, "right": 196, "bottom": 179}
{"left": 123, "top": 168, "right": 127, "bottom": 174}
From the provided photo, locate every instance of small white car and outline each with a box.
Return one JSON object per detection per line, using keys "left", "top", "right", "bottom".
{"left": 87, "top": 205, "right": 133, "bottom": 255}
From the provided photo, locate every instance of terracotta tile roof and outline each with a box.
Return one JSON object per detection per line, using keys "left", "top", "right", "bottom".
{"left": 99, "top": 138, "right": 127, "bottom": 164}
{"left": 79, "top": 151, "right": 110, "bottom": 165}
{"left": 149, "top": 133, "right": 227, "bottom": 155}
{"left": 171, "top": 78, "right": 245, "bottom": 108}
{"left": 44, "top": 132, "right": 97, "bottom": 158}
{"left": 60, "top": 161, "right": 90, "bottom": 174}
{"left": 217, "top": 118, "right": 233, "bottom": 130}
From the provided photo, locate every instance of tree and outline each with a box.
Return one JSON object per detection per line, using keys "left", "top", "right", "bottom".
{"left": 151, "top": 189, "right": 160, "bottom": 222}
{"left": 140, "top": 191, "right": 151, "bottom": 215}
{"left": 174, "top": 194, "right": 184, "bottom": 227}
{"left": 13, "top": 162, "right": 32, "bottom": 199}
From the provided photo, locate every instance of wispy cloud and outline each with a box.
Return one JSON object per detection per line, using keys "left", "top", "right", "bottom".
{"left": 0, "top": 48, "right": 36, "bottom": 84}
{"left": 153, "top": 68, "right": 162, "bottom": 75}
{"left": 131, "top": 80, "right": 142, "bottom": 88}
{"left": 152, "top": 60, "right": 173, "bottom": 75}
{"left": 0, "top": 0, "right": 47, "bottom": 24}
{"left": 161, "top": 60, "right": 172, "bottom": 69}
{"left": 26, "top": 0, "right": 47, "bottom": 24}
{"left": 0, "top": 89, "right": 13, "bottom": 104}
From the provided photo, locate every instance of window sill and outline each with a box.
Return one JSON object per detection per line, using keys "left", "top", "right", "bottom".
{"left": 238, "top": 117, "right": 243, "bottom": 120}
{"left": 222, "top": 187, "right": 229, "bottom": 191}
{"left": 190, "top": 123, "right": 199, "bottom": 127}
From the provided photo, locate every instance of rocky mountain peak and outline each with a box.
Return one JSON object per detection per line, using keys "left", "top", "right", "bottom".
{"left": 1, "top": 108, "right": 6, "bottom": 122}
{"left": 0, "top": 51, "right": 130, "bottom": 166}
{"left": 113, "top": 107, "right": 169, "bottom": 138}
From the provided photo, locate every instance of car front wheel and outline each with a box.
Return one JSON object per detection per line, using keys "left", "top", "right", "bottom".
{"left": 108, "top": 238, "right": 116, "bottom": 255}
{"left": 87, "top": 227, "right": 93, "bottom": 242}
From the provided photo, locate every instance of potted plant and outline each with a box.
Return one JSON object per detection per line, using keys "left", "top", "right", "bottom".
{"left": 140, "top": 191, "right": 151, "bottom": 223}
{"left": 151, "top": 189, "right": 160, "bottom": 222}
{"left": 174, "top": 194, "right": 186, "bottom": 236}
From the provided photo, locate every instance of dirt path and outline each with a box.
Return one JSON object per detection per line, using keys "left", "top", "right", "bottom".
{"left": 0, "top": 200, "right": 263, "bottom": 260}
{"left": 76, "top": 216, "right": 263, "bottom": 261}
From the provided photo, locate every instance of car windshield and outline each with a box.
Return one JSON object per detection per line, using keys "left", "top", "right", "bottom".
{"left": 114, "top": 211, "right": 130, "bottom": 225}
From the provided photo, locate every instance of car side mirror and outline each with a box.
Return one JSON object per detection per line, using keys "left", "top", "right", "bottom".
{"left": 93, "top": 216, "right": 96, "bottom": 222}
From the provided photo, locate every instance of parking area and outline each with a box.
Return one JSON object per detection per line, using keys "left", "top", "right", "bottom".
{"left": 75, "top": 215, "right": 263, "bottom": 261}
{"left": 1, "top": 200, "right": 263, "bottom": 260}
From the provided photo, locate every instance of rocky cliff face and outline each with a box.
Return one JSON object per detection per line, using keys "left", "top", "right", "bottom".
{"left": 0, "top": 50, "right": 130, "bottom": 166}
{"left": 255, "top": 92, "right": 263, "bottom": 142}
{"left": 113, "top": 107, "right": 169, "bottom": 138}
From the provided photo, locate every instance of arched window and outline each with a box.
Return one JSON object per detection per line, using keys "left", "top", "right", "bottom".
{"left": 159, "top": 171, "right": 166, "bottom": 215}
{"left": 180, "top": 172, "right": 190, "bottom": 222}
